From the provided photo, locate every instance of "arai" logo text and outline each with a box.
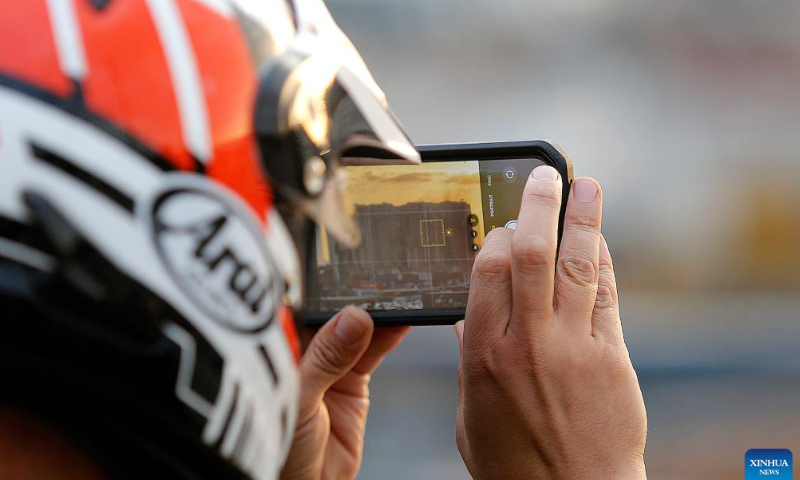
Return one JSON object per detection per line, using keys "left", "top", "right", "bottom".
{"left": 150, "top": 183, "right": 280, "bottom": 333}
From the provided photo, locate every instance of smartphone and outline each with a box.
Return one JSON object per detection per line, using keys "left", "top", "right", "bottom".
{"left": 304, "top": 140, "right": 573, "bottom": 326}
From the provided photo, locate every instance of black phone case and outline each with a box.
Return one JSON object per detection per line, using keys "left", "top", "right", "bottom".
{"left": 304, "top": 140, "right": 574, "bottom": 327}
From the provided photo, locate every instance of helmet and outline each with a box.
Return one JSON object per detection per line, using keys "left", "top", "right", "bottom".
{"left": 0, "top": 0, "right": 418, "bottom": 479}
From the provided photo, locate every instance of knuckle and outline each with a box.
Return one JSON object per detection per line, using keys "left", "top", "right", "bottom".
{"left": 484, "top": 226, "right": 512, "bottom": 244}
{"left": 611, "top": 355, "right": 634, "bottom": 380}
{"left": 595, "top": 266, "right": 617, "bottom": 309}
{"left": 594, "top": 281, "right": 616, "bottom": 309}
{"left": 562, "top": 344, "right": 595, "bottom": 376}
{"left": 558, "top": 255, "right": 598, "bottom": 287}
{"left": 463, "top": 343, "right": 504, "bottom": 384}
{"left": 308, "top": 338, "right": 348, "bottom": 377}
{"left": 512, "top": 235, "right": 554, "bottom": 274}
{"left": 565, "top": 211, "right": 601, "bottom": 233}
{"left": 562, "top": 355, "right": 587, "bottom": 378}
{"left": 594, "top": 284, "right": 615, "bottom": 309}
{"left": 473, "top": 249, "right": 511, "bottom": 284}
{"left": 599, "top": 255, "right": 614, "bottom": 271}
{"left": 524, "top": 183, "right": 561, "bottom": 207}
{"left": 603, "top": 347, "right": 634, "bottom": 381}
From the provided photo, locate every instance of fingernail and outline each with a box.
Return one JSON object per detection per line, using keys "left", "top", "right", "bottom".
{"left": 335, "top": 309, "right": 369, "bottom": 345}
{"left": 532, "top": 165, "right": 559, "bottom": 181}
{"left": 573, "top": 180, "right": 598, "bottom": 203}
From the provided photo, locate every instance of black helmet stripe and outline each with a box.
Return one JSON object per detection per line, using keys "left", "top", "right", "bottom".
{"left": 0, "top": 77, "right": 176, "bottom": 173}
{"left": 30, "top": 143, "right": 136, "bottom": 214}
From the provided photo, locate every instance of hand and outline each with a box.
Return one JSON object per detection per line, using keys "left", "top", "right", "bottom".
{"left": 454, "top": 167, "right": 647, "bottom": 480}
{"left": 281, "top": 306, "right": 409, "bottom": 480}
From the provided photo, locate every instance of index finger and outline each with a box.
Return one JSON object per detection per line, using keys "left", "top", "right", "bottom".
{"left": 508, "top": 165, "right": 562, "bottom": 337}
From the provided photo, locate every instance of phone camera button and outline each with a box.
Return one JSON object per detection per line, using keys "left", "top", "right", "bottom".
{"left": 504, "top": 220, "right": 518, "bottom": 230}
{"left": 503, "top": 167, "right": 517, "bottom": 182}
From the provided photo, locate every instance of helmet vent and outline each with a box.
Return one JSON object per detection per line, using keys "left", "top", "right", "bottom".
{"left": 86, "top": 0, "right": 113, "bottom": 11}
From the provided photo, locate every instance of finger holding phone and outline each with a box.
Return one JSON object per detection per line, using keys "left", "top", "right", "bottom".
{"left": 454, "top": 166, "right": 648, "bottom": 480}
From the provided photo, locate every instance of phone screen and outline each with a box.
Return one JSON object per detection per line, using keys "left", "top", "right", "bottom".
{"left": 305, "top": 157, "right": 546, "bottom": 314}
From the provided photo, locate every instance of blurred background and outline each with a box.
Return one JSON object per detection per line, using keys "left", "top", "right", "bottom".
{"left": 326, "top": 0, "right": 800, "bottom": 478}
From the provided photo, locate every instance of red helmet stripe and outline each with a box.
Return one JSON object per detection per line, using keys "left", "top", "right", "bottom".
{"left": 176, "top": 0, "right": 272, "bottom": 222}
{"left": 0, "top": 0, "right": 72, "bottom": 97}
{"left": 73, "top": 0, "right": 195, "bottom": 170}
{"left": 143, "top": 0, "right": 213, "bottom": 165}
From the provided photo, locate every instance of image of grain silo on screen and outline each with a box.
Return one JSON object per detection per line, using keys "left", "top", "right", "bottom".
{"left": 312, "top": 161, "right": 485, "bottom": 312}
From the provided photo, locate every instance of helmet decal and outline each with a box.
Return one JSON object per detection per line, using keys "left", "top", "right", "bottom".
{"left": 0, "top": 0, "right": 418, "bottom": 478}
{"left": 148, "top": 176, "right": 282, "bottom": 334}
{"left": 0, "top": 83, "right": 299, "bottom": 479}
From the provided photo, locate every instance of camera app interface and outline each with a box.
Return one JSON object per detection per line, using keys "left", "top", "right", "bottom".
{"left": 307, "top": 157, "right": 545, "bottom": 313}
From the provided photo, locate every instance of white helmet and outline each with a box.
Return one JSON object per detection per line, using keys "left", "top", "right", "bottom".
{"left": 0, "top": 0, "right": 418, "bottom": 479}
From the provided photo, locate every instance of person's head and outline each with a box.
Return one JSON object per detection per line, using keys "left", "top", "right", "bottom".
{"left": 0, "top": 0, "right": 417, "bottom": 478}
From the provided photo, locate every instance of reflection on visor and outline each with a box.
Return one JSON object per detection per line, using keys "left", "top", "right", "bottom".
{"left": 248, "top": 0, "right": 420, "bottom": 251}
{"left": 332, "top": 68, "right": 419, "bottom": 165}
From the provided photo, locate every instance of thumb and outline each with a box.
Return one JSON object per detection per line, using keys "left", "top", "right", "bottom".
{"left": 300, "top": 306, "right": 374, "bottom": 403}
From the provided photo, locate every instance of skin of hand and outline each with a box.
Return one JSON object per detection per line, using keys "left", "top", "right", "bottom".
{"left": 454, "top": 166, "right": 647, "bottom": 480}
{"left": 281, "top": 306, "right": 410, "bottom": 480}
